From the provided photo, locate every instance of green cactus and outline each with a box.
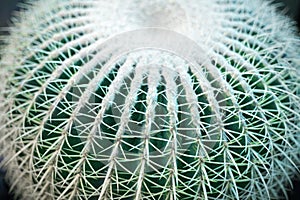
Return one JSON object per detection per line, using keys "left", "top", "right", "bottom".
{"left": 0, "top": 0, "right": 300, "bottom": 199}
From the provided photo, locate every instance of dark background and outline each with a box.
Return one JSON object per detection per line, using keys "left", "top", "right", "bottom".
{"left": 0, "top": 0, "right": 300, "bottom": 199}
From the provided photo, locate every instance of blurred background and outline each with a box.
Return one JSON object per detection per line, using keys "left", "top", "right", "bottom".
{"left": 0, "top": 0, "right": 299, "bottom": 199}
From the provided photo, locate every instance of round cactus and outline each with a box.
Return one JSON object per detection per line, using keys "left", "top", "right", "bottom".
{"left": 0, "top": 0, "right": 300, "bottom": 199}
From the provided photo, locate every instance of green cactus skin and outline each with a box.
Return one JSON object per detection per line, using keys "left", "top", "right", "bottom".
{"left": 0, "top": 0, "right": 300, "bottom": 199}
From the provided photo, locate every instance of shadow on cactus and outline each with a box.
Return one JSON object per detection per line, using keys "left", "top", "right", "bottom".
{"left": 0, "top": 0, "right": 300, "bottom": 199}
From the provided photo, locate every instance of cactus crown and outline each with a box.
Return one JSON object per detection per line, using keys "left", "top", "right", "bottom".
{"left": 0, "top": 0, "right": 300, "bottom": 199}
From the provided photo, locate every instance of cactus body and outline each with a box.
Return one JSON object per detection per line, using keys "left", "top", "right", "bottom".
{"left": 0, "top": 0, "right": 300, "bottom": 199}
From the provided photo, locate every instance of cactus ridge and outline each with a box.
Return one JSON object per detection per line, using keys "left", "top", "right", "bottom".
{"left": 0, "top": 0, "right": 300, "bottom": 199}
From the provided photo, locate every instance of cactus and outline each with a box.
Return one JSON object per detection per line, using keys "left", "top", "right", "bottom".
{"left": 0, "top": 0, "right": 300, "bottom": 199}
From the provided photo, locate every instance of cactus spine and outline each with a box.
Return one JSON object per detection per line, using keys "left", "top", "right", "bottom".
{"left": 0, "top": 0, "right": 300, "bottom": 199}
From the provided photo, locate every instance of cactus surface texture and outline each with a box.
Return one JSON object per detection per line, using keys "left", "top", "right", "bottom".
{"left": 0, "top": 0, "right": 300, "bottom": 199}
